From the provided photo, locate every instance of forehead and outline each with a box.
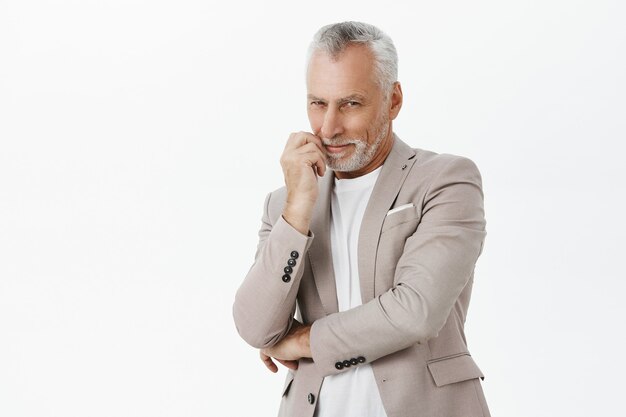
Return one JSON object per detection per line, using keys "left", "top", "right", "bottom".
{"left": 306, "top": 44, "right": 380, "bottom": 100}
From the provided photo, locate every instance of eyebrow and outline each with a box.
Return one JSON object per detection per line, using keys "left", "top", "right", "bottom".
{"left": 307, "top": 94, "right": 367, "bottom": 103}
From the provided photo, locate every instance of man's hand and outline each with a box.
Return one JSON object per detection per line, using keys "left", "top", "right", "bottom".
{"left": 280, "top": 132, "right": 327, "bottom": 235}
{"left": 260, "top": 320, "right": 312, "bottom": 373}
{"left": 260, "top": 351, "right": 298, "bottom": 373}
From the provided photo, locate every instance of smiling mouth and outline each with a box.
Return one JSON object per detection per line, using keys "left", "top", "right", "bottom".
{"left": 324, "top": 143, "right": 352, "bottom": 154}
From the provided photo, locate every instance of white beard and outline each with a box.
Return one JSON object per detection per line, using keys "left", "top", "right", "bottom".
{"left": 323, "top": 115, "right": 390, "bottom": 172}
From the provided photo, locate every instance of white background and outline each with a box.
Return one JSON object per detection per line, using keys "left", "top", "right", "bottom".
{"left": 1, "top": 0, "right": 625, "bottom": 416}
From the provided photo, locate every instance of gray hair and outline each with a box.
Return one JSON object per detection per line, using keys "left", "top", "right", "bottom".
{"left": 306, "top": 21, "right": 398, "bottom": 92}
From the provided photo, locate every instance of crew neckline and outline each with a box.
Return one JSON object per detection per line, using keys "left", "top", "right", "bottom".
{"left": 333, "top": 165, "right": 382, "bottom": 193}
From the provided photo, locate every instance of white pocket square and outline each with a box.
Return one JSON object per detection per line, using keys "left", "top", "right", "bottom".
{"left": 386, "top": 203, "right": 415, "bottom": 216}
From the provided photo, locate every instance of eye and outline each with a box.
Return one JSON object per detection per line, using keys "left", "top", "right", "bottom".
{"left": 345, "top": 101, "right": 360, "bottom": 107}
{"left": 309, "top": 100, "right": 326, "bottom": 107}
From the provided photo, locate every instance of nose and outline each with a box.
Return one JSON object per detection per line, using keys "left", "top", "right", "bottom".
{"left": 320, "top": 107, "right": 343, "bottom": 140}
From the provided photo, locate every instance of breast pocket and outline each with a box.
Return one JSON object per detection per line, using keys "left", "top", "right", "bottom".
{"left": 376, "top": 204, "right": 421, "bottom": 284}
{"left": 381, "top": 204, "right": 420, "bottom": 234}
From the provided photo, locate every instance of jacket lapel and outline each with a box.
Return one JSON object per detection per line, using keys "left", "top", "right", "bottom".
{"left": 307, "top": 135, "right": 417, "bottom": 314}
{"left": 308, "top": 170, "right": 339, "bottom": 314}
{"left": 358, "top": 135, "right": 417, "bottom": 303}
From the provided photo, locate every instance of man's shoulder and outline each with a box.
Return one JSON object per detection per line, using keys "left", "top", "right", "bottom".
{"left": 393, "top": 135, "right": 479, "bottom": 174}
{"left": 407, "top": 145, "right": 481, "bottom": 182}
{"left": 389, "top": 135, "right": 483, "bottom": 196}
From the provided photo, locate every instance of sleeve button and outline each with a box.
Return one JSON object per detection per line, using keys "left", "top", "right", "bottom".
{"left": 342, "top": 360, "right": 351, "bottom": 368}
{"left": 282, "top": 274, "right": 291, "bottom": 283}
{"left": 357, "top": 356, "right": 366, "bottom": 363}
{"left": 287, "top": 258, "right": 297, "bottom": 267}
{"left": 284, "top": 266, "right": 293, "bottom": 274}
{"left": 349, "top": 358, "right": 358, "bottom": 366}
{"left": 290, "top": 251, "right": 299, "bottom": 259}
{"left": 334, "top": 362, "right": 344, "bottom": 370}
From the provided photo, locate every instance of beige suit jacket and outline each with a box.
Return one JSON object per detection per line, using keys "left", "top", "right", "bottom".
{"left": 233, "top": 135, "right": 490, "bottom": 417}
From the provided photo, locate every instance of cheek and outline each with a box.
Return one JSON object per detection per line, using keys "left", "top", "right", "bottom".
{"left": 344, "top": 115, "right": 371, "bottom": 136}
{"left": 366, "top": 111, "right": 388, "bottom": 136}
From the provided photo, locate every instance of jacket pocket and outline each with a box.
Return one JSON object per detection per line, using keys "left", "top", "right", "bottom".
{"left": 381, "top": 204, "right": 420, "bottom": 234}
{"left": 282, "top": 372, "right": 295, "bottom": 396}
{"left": 427, "top": 353, "right": 484, "bottom": 387}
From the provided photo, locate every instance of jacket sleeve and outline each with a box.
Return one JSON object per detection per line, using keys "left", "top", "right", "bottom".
{"left": 233, "top": 191, "right": 314, "bottom": 349}
{"left": 309, "top": 156, "right": 487, "bottom": 377}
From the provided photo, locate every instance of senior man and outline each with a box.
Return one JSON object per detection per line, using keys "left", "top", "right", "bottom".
{"left": 233, "top": 21, "right": 490, "bottom": 417}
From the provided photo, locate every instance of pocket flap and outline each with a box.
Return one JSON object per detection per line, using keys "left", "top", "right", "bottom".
{"left": 427, "top": 354, "right": 484, "bottom": 387}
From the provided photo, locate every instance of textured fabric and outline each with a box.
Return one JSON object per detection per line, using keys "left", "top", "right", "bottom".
{"left": 313, "top": 166, "right": 387, "bottom": 417}
{"left": 233, "top": 135, "right": 490, "bottom": 417}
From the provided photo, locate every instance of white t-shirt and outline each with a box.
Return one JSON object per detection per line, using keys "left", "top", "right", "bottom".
{"left": 314, "top": 166, "right": 388, "bottom": 417}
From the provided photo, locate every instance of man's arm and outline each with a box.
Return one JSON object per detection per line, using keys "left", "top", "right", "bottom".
{"left": 308, "top": 156, "right": 486, "bottom": 376}
{"left": 233, "top": 199, "right": 313, "bottom": 348}
{"left": 263, "top": 156, "right": 486, "bottom": 374}
{"left": 232, "top": 132, "right": 326, "bottom": 349}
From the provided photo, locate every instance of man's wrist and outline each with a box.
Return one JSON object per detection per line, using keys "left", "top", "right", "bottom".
{"left": 282, "top": 203, "right": 313, "bottom": 236}
{"left": 299, "top": 324, "right": 312, "bottom": 358}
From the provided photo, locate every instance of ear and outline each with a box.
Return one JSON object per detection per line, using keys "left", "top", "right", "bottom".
{"left": 388, "top": 82, "right": 403, "bottom": 120}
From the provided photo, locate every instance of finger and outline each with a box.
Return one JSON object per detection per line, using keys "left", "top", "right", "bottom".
{"left": 295, "top": 143, "right": 325, "bottom": 163}
{"left": 296, "top": 143, "right": 327, "bottom": 175}
{"left": 300, "top": 133, "right": 324, "bottom": 153}
{"left": 301, "top": 155, "right": 327, "bottom": 179}
{"left": 284, "top": 132, "right": 308, "bottom": 151}
{"left": 263, "top": 357, "right": 278, "bottom": 373}
{"left": 285, "top": 132, "right": 324, "bottom": 152}
{"left": 260, "top": 351, "right": 278, "bottom": 373}
{"left": 295, "top": 142, "right": 326, "bottom": 159}
{"left": 310, "top": 152, "right": 327, "bottom": 177}
{"left": 277, "top": 359, "right": 299, "bottom": 370}
{"left": 299, "top": 151, "right": 327, "bottom": 172}
{"left": 314, "top": 155, "right": 326, "bottom": 177}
